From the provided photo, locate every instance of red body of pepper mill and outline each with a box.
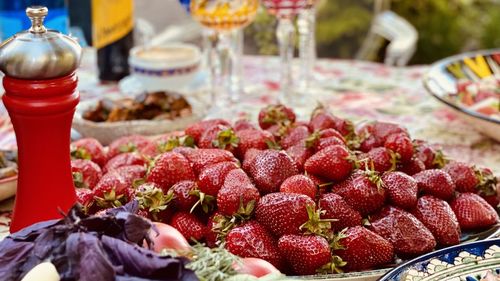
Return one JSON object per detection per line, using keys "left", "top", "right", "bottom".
{"left": 0, "top": 6, "right": 82, "bottom": 232}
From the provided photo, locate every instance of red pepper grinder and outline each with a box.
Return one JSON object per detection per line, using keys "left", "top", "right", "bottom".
{"left": 0, "top": 6, "right": 82, "bottom": 232}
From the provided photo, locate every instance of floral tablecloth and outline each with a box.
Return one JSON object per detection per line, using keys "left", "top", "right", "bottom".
{"left": 0, "top": 50, "right": 499, "bottom": 238}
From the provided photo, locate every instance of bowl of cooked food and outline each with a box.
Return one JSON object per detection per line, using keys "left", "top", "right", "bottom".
{"left": 72, "top": 91, "right": 203, "bottom": 144}
{"left": 423, "top": 49, "right": 500, "bottom": 142}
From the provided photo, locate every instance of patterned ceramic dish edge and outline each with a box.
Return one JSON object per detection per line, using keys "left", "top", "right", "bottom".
{"left": 379, "top": 238, "right": 500, "bottom": 281}
{"left": 422, "top": 49, "right": 500, "bottom": 141}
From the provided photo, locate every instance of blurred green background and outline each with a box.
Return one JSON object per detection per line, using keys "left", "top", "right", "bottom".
{"left": 244, "top": 0, "right": 500, "bottom": 64}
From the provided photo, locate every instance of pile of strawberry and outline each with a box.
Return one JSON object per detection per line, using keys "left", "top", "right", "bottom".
{"left": 70, "top": 104, "right": 500, "bottom": 276}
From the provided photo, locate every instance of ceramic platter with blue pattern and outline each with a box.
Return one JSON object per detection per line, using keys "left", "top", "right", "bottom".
{"left": 379, "top": 238, "right": 500, "bottom": 281}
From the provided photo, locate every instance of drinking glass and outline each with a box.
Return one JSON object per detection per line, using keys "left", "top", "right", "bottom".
{"left": 297, "top": 0, "right": 317, "bottom": 91}
{"left": 191, "top": 0, "right": 259, "bottom": 110}
{"left": 261, "top": 0, "right": 308, "bottom": 103}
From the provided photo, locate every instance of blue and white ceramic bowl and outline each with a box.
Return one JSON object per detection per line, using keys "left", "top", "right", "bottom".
{"left": 379, "top": 238, "right": 500, "bottom": 281}
{"left": 128, "top": 43, "right": 201, "bottom": 92}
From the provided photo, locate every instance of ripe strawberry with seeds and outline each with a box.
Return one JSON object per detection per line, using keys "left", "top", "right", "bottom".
{"left": 76, "top": 188, "right": 95, "bottom": 212}
{"left": 450, "top": 193, "right": 499, "bottom": 230}
{"left": 368, "top": 206, "right": 436, "bottom": 258}
{"left": 174, "top": 147, "right": 238, "bottom": 175}
{"left": 234, "top": 129, "right": 275, "bottom": 160}
{"left": 384, "top": 133, "right": 413, "bottom": 163}
{"left": 359, "top": 147, "right": 397, "bottom": 173}
{"left": 185, "top": 119, "right": 231, "bottom": 143}
{"left": 170, "top": 180, "right": 200, "bottom": 212}
{"left": 141, "top": 134, "right": 194, "bottom": 157}
{"left": 103, "top": 152, "right": 146, "bottom": 173}
{"left": 197, "top": 161, "right": 239, "bottom": 197}
{"left": 357, "top": 122, "right": 407, "bottom": 152}
{"left": 304, "top": 145, "right": 354, "bottom": 182}
{"left": 382, "top": 171, "right": 418, "bottom": 210}
{"left": 314, "top": 136, "right": 347, "bottom": 152}
{"left": 258, "top": 104, "right": 296, "bottom": 129}
{"left": 413, "top": 195, "right": 461, "bottom": 247}
{"left": 93, "top": 171, "right": 130, "bottom": 208}
{"left": 278, "top": 234, "right": 332, "bottom": 275}
{"left": 332, "top": 171, "right": 386, "bottom": 216}
{"left": 413, "top": 169, "right": 455, "bottom": 201}
{"left": 71, "top": 138, "right": 107, "bottom": 167}
{"left": 205, "top": 211, "right": 228, "bottom": 248}
{"left": 442, "top": 161, "right": 495, "bottom": 195}
{"left": 245, "top": 149, "right": 298, "bottom": 194}
{"left": 318, "top": 193, "right": 362, "bottom": 232}
{"left": 234, "top": 119, "right": 256, "bottom": 131}
{"left": 226, "top": 221, "right": 285, "bottom": 270}
{"left": 397, "top": 157, "right": 426, "bottom": 176}
{"left": 309, "top": 106, "right": 353, "bottom": 137}
{"left": 334, "top": 226, "right": 394, "bottom": 271}
{"left": 114, "top": 165, "right": 146, "bottom": 187}
{"left": 280, "top": 174, "right": 317, "bottom": 200}
{"left": 255, "top": 192, "right": 315, "bottom": 237}
{"left": 280, "top": 125, "right": 310, "bottom": 149}
{"left": 198, "top": 125, "right": 239, "bottom": 152}
{"left": 71, "top": 159, "right": 102, "bottom": 189}
{"left": 285, "top": 143, "right": 314, "bottom": 172}
{"left": 146, "top": 152, "right": 195, "bottom": 191}
{"left": 170, "top": 212, "right": 207, "bottom": 242}
{"left": 107, "top": 135, "right": 151, "bottom": 159}
{"left": 217, "top": 169, "right": 260, "bottom": 216}
{"left": 413, "top": 140, "right": 446, "bottom": 169}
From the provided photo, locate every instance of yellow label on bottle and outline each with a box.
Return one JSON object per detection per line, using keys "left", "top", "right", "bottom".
{"left": 91, "top": 0, "right": 133, "bottom": 49}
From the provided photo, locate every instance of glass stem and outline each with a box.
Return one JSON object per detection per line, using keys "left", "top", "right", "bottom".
{"left": 204, "top": 29, "right": 220, "bottom": 107}
{"left": 298, "top": 5, "right": 317, "bottom": 91}
{"left": 276, "top": 17, "right": 295, "bottom": 104}
{"left": 230, "top": 29, "right": 244, "bottom": 102}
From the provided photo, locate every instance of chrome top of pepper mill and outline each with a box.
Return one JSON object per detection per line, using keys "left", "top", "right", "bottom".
{"left": 0, "top": 6, "right": 82, "bottom": 80}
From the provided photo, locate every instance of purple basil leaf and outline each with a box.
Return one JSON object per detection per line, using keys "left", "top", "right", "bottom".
{"left": 101, "top": 236, "right": 197, "bottom": 280}
{"left": 106, "top": 200, "right": 140, "bottom": 215}
{"left": 9, "top": 219, "right": 60, "bottom": 241}
{"left": 0, "top": 239, "right": 33, "bottom": 281}
{"left": 64, "top": 232, "right": 115, "bottom": 281}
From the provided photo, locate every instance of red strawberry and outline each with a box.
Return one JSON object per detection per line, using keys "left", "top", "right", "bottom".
{"left": 443, "top": 161, "right": 478, "bottom": 193}
{"left": 278, "top": 234, "right": 331, "bottom": 275}
{"left": 93, "top": 171, "right": 130, "bottom": 208}
{"left": 332, "top": 171, "right": 386, "bottom": 216}
{"left": 309, "top": 107, "right": 353, "bottom": 137}
{"left": 71, "top": 138, "right": 107, "bottom": 167}
{"left": 368, "top": 206, "right": 436, "bottom": 258}
{"left": 304, "top": 145, "right": 353, "bottom": 182}
{"left": 108, "top": 135, "right": 151, "bottom": 159}
{"left": 170, "top": 212, "right": 206, "bottom": 242}
{"left": 174, "top": 147, "right": 238, "bottom": 175}
{"left": 234, "top": 119, "right": 256, "bottom": 131}
{"left": 413, "top": 195, "right": 461, "bottom": 247}
{"left": 146, "top": 152, "right": 195, "bottom": 191}
{"left": 255, "top": 193, "right": 315, "bottom": 237}
{"left": 384, "top": 133, "right": 413, "bottom": 163}
{"left": 76, "top": 188, "right": 94, "bottom": 210}
{"left": 413, "top": 140, "right": 446, "bottom": 169}
{"left": 450, "top": 193, "right": 499, "bottom": 230}
{"left": 258, "top": 104, "right": 296, "bottom": 130}
{"left": 185, "top": 119, "right": 230, "bottom": 143}
{"left": 217, "top": 169, "right": 260, "bottom": 216}
{"left": 235, "top": 129, "right": 275, "bottom": 160}
{"left": 71, "top": 159, "right": 102, "bottom": 189}
{"left": 317, "top": 128, "right": 346, "bottom": 142}
{"left": 280, "top": 174, "right": 317, "bottom": 200}
{"left": 245, "top": 149, "right": 298, "bottom": 194}
{"left": 198, "top": 124, "right": 239, "bottom": 151}
{"left": 103, "top": 152, "right": 146, "bottom": 173}
{"left": 197, "top": 161, "right": 239, "bottom": 197}
{"left": 475, "top": 167, "right": 500, "bottom": 207}
{"left": 170, "top": 180, "right": 199, "bottom": 212}
{"left": 141, "top": 134, "right": 194, "bottom": 157}
{"left": 335, "top": 226, "right": 394, "bottom": 271}
{"left": 381, "top": 171, "right": 418, "bottom": 210}
{"left": 314, "top": 136, "right": 346, "bottom": 152}
{"left": 318, "top": 193, "right": 362, "bottom": 232}
{"left": 113, "top": 165, "right": 146, "bottom": 187}
{"left": 285, "top": 143, "right": 313, "bottom": 172}
{"left": 357, "top": 122, "right": 407, "bottom": 152}
{"left": 205, "top": 212, "right": 226, "bottom": 248}
{"left": 280, "top": 125, "right": 310, "bottom": 149}
{"left": 397, "top": 157, "right": 426, "bottom": 176}
{"left": 413, "top": 169, "right": 455, "bottom": 200}
{"left": 360, "top": 147, "right": 397, "bottom": 173}
{"left": 226, "top": 221, "right": 285, "bottom": 270}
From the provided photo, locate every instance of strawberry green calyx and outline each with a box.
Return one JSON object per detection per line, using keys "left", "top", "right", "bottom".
{"left": 265, "top": 139, "right": 281, "bottom": 150}
{"left": 157, "top": 135, "right": 195, "bottom": 153}
{"left": 305, "top": 131, "right": 320, "bottom": 149}
{"left": 70, "top": 147, "right": 91, "bottom": 160}
{"left": 213, "top": 128, "right": 240, "bottom": 149}
{"left": 190, "top": 190, "right": 216, "bottom": 213}
{"left": 72, "top": 171, "right": 86, "bottom": 188}
{"left": 136, "top": 185, "right": 173, "bottom": 215}
{"left": 300, "top": 205, "right": 334, "bottom": 238}
{"left": 235, "top": 199, "right": 256, "bottom": 220}
{"left": 432, "top": 149, "right": 448, "bottom": 168}
{"left": 364, "top": 169, "right": 384, "bottom": 194}
{"left": 317, "top": 255, "right": 347, "bottom": 274}
{"left": 95, "top": 189, "right": 125, "bottom": 208}
{"left": 119, "top": 142, "right": 138, "bottom": 153}
{"left": 211, "top": 214, "right": 236, "bottom": 244}
{"left": 475, "top": 167, "right": 498, "bottom": 196}
{"left": 329, "top": 229, "right": 348, "bottom": 250}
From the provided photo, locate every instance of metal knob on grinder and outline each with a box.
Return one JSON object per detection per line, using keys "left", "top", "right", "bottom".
{"left": 0, "top": 6, "right": 82, "bottom": 232}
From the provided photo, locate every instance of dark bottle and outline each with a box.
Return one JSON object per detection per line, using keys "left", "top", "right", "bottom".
{"left": 68, "top": 0, "right": 134, "bottom": 82}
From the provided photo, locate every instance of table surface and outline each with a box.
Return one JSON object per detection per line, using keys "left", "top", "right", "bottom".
{"left": 0, "top": 50, "right": 499, "bottom": 238}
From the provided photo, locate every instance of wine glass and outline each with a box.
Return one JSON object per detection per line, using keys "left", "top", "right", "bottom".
{"left": 191, "top": 0, "right": 259, "bottom": 112}
{"left": 297, "top": 0, "right": 318, "bottom": 91}
{"left": 261, "top": 0, "right": 308, "bottom": 104}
